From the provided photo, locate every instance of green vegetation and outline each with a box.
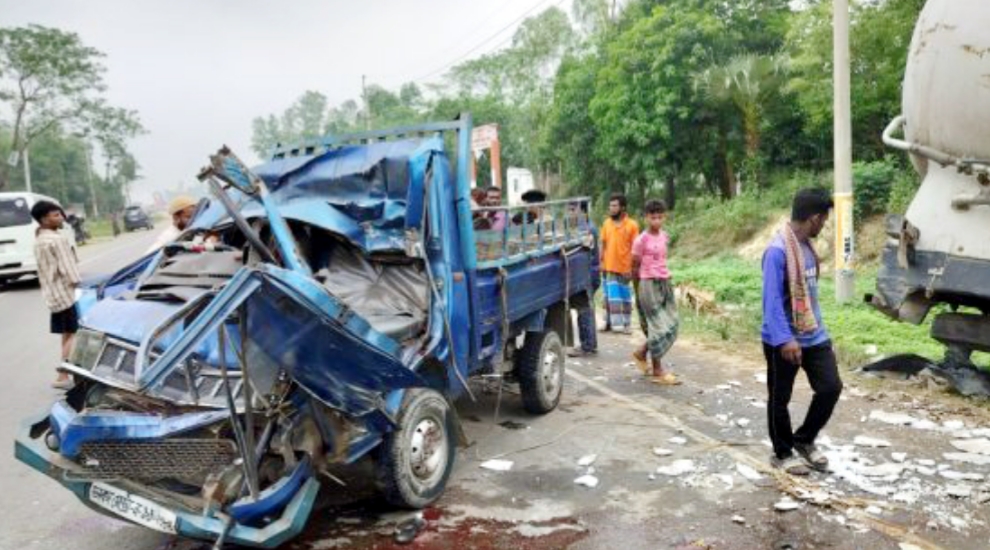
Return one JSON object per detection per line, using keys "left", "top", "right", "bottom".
{"left": 673, "top": 256, "right": 946, "bottom": 369}
{"left": 0, "top": 25, "right": 144, "bottom": 214}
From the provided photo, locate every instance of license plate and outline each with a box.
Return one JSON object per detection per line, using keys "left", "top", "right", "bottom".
{"left": 89, "top": 482, "right": 178, "bottom": 534}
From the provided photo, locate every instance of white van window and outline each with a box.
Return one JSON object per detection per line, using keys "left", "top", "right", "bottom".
{"left": 0, "top": 198, "right": 32, "bottom": 228}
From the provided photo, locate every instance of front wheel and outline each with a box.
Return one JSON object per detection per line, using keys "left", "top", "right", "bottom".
{"left": 518, "top": 330, "right": 565, "bottom": 414}
{"left": 378, "top": 388, "right": 455, "bottom": 509}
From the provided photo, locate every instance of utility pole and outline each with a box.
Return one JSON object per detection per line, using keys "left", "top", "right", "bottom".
{"left": 23, "top": 148, "right": 32, "bottom": 193}
{"left": 83, "top": 142, "right": 99, "bottom": 217}
{"left": 833, "top": 0, "right": 855, "bottom": 303}
{"left": 362, "top": 74, "right": 371, "bottom": 130}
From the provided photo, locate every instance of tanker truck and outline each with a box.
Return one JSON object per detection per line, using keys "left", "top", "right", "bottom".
{"left": 867, "top": 0, "right": 990, "bottom": 395}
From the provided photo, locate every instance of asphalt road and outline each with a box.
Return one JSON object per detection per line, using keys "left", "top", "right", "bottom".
{"left": 0, "top": 229, "right": 164, "bottom": 550}
{"left": 1, "top": 230, "right": 987, "bottom": 550}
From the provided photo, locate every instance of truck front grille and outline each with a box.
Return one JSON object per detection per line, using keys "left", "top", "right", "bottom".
{"left": 77, "top": 439, "right": 237, "bottom": 484}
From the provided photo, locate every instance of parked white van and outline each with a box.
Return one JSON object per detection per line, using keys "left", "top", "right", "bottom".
{"left": 0, "top": 192, "right": 77, "bottom": 285}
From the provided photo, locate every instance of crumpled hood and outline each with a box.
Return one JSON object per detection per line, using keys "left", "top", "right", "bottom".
{"left": 81, "top": 298, "right": 179, "bottom": 344}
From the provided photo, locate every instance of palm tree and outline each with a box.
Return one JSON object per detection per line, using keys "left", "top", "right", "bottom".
{"left": 694, "top": 54, "right": 789, "bottom": 178}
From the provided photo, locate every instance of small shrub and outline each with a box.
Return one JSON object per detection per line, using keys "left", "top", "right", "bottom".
{"left": 886, "top": 168, "right": 920, "bottom": 214}
{"left": 853, "top": 160, "right": 897, "bottom": 222}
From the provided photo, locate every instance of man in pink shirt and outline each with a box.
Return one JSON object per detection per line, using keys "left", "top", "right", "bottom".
{"left": 631, "top": 199, "right": 680, "bottom": 385}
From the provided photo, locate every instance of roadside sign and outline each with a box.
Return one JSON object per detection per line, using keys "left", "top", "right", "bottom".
{"left": 471, "top": 124, "right": 498, "bottom": 152}
{"left": 7, "top": 151, "right": 19, "bottom": 167}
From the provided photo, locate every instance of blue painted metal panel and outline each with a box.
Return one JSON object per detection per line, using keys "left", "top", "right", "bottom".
{"left": 49, "top": 400, "right": 229, "bottom": 458}
{"left": 229, "top": 457, "right": 312, "bottom": 524}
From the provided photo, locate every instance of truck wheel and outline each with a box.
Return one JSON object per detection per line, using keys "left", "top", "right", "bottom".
{"left": 518, "top": 330, "right": 564, "bottom": 414}
{"left": 378, "top": 388, "right": 455, "bottom": 509}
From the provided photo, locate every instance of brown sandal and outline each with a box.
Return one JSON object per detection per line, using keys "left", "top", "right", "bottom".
{"left": 649, "top": 373, "right": 681, "bottom": 386}
{"left": 632, "top": 352, "right": 650, "bottom": 376}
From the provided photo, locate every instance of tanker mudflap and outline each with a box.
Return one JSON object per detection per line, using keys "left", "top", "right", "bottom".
{"left": 860, "top": 352, "right": 990, "bottom": 397}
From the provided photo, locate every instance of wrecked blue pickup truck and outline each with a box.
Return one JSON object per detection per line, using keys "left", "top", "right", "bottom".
{"left": 14, "top": 114, "right": 598, "bottom": 548}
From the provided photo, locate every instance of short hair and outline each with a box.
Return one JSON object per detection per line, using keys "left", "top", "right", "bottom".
{"left": 609, "top": 193, "right": 627, "bottom": 208}
{"left": 521, "top": 189, "right": 547, "bottom": 203}
{"left": 644, "top": 199, "right": 667, "bottom": 214}
{"left": 485, "top": 186, "right": 501, "bottom": 194}
{"left": 30, "top": 200, "right": 63, "bottom": 223}
{"left": 791, "top": 188, "right": 833, "bottom": 221}
{"left": 471, "top": 188, "right": 487, "bottom": 202}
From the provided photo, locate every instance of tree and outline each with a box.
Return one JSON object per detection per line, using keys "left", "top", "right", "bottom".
{"left": 694, "top": 54, "right": 789, "bottom": 189}
{"left": 84, "top": 102, "right": 145, "bottom": 211}
{"left": 0, "top": 25, "right": 107, "bottom": 189}
{"left": 786, "top": 0, "right": 924, "bottom": 160}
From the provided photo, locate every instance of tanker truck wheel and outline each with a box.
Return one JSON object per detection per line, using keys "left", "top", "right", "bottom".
{"left": 518, "top": 330, "right": 565, "bottom": 414}
{"left": 378, "top": 388, "right": 456, "bottom": 508}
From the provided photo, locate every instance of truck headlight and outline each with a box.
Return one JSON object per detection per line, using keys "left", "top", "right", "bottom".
{"left": 69, "top": 329, "right": 105, "bottom": 370}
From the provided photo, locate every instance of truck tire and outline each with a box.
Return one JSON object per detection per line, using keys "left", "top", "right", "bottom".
{"left": 378, "top": 388, "right": 455, "bottom": 509}
{"left": 518, "top": 330, "right": 564, "bottom": 414}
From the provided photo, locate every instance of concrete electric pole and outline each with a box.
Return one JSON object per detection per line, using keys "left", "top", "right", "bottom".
{"left": 833, "top": 0, "right": 856, "bottom": 303}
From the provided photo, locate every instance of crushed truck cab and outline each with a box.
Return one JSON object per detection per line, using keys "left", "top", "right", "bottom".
{"left": 14, "top": 114, "right": 599, "bottom": 547}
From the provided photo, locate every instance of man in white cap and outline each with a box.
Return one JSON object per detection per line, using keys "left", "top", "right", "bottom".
{"left": 147, "top": 195, "right": 198, "bottom": 253}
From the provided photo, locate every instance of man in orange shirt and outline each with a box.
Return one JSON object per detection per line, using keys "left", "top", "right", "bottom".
{"left": 600, "top": 193, "right": 640, "bottom": 334}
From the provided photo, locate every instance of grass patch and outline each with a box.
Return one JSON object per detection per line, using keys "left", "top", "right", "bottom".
{"left": 671, "top": 255, "right": 950, "bottom": 369}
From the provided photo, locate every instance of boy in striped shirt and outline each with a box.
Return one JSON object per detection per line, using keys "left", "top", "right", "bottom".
{"left": 31, "top": 200, "right": 81, "bottom": 390}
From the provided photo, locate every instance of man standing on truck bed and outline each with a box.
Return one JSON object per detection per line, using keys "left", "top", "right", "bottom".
{"left": 31, "top": 200, "right": 81, "bottom": 390}
{"left": 600, "top": 193, "right": 639, "bottom": 334}
{"left": 761, "top": 188, "right": 841, "bottom": 476}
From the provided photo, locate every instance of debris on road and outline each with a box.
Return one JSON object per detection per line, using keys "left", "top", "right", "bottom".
{"left": 891, "top": 452, "right": 907, "bottom": 463}
{"left": 735, "top": 418, "right": 751, "bottom": 428}
{"left": 731, "top": 515, "right": 746, "bottom": 524}
{"left": 951, "top": 438, "right": 990, "bottom": 456}
{"left": 669, "top": 436, "right": 688, "bottom": 445}
{"left": 853, "top": 436, "right": 892, "bottom": 448}
{"left": 653, "top": 447, "right": 674, "bottom": 457}
{"left": 577, "top": 454, "right": 598, "bottom": 467}
{"left": 574, "top": 474, "right": 600, "bottom": 488}
{"left": 736, "top": 463, "right": 763, "bottom": 481}
{"left": 656, "top": 459, "right": 696, "bottom": 476}
{"left": 774, "top": 498, "right": 801, "bottom": 512}
{"left": 480, "top": 459, "right": 515, "bottom": 472}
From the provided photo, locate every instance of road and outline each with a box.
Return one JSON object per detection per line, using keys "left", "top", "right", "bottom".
{"left": 2, "top": 231, "right": 989, "bottom": 549}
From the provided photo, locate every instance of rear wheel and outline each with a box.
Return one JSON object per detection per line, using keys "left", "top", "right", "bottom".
{"left": 518, "top": 330, "right": 565, "bottom": 414}
{"left": 378, "top": 388, "right": 455, "bottom": 508}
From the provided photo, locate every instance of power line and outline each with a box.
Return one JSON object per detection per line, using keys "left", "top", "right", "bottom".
{"left": 408, "top": 0, "right": 564, "bottom": 85}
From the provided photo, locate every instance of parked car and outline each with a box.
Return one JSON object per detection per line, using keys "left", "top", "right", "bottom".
{"left": 15, "top": 114, "right": 599, "bottom": 547}
{"left": 0, "top": 192, "right": 76, "bottom": 285}
{"left": 122, "top": 205, "right": 154, "bottom": 231}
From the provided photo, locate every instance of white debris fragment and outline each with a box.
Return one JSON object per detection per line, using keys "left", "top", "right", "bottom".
{"left": 915, "top": 466, "right": 937, "bottom": 476}
{"left": 945, "top": 484, "right": 973, "bottom": 499}
{"left": 716, "top": 414, "right": 729, "bottom": 423}
{"left": 950, "top": 438, "right": 990, "bottom": 456}
{"left": 656, "top": 459, "right": 696, "bottom": 476}
{"left": 648, "top": 473, "right": 656, "bottom": 480}
{"left": 869, "top": 410, "right": 918, "bottom": 426}
{"left": 669, "top": 436, "right": 688, "bottom": 446}
{"left": 574, "top": 474, "right": 599, "bottom": 488}
{"left": 944, "top": 452, "right": 990, "bottom": 466}
{"left": 728, "top": 380, "right": 742, "bottom": 387}
{"left": 858, "top": 463, "right": 905, "bottom": 478}
{"left": 943, "top": 420, "right": 966, "bottom": 431}
{"left": 586, "top": 466, "right": 596, "bottom": 475}
{"left": 941, "top": 471, "right": 985, "bottom": 482}
{"left": 916, "top": 459, "right": 936, "bottom": 467}
{"left": 736, "top": 463, "right": 763, "bottom": 481}
{"left": 480, "top": 459, "right": 514, "bottom": 472}
{"left": 736, "top": 418, "right": 751, "bottom": 428}
{"left": 892, "top": 492, "right": 918, "bottom": 504}
{"left": 754, "top": 373, "right": 767, "bottom": 384}
{"left": 774, "top": 498, "right": 801, "bottom": 512}
{"left": 912, "top": 419, "right": 940, "bottom": 431}
{"left": 949, "top": 516, "right": 969, "bottom": 530}
{"left": 865, "top": 505, "right": 884, "bottom": 515}
{"left": 891, "top": 452, "right": 907, "bottom": 463}
{"left": 751, "top": 400, "right": 765, "bottom": 408}
{"left": 653, "top": 447, "right": 674, "bottom": 457}
{"left": 715, "top": 384, "right": 732, "bottom": 391}
{"left": 731, "top": 515, "right": 746, "bottom": 524}
{"left": 715, "top": 474, "right": 734, "bottom": 488}
{"left": 577, "top": 454, "right": 598, "bottom": 467}
{"left": 854, "top": 436, "right": 891, "bottom": 448}
{"left": 864, "top": 344, "right": 879, "bottom": 356}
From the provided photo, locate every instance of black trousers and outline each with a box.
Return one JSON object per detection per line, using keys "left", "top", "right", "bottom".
{"left": 764, "top": 341, "right": 843, "bottom": 460}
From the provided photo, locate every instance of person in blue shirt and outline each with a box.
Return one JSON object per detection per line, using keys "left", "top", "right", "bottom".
{"left": 762, "top": 188, "right": 842, "bottom": 476}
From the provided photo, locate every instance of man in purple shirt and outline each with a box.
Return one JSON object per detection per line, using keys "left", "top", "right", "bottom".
{"left": 762, "top": 188, "right": 841, "bottom": 476}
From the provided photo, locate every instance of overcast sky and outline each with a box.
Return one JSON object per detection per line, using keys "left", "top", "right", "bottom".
{"left": 1, "top": 0, "right": 568, "bottom": 203}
